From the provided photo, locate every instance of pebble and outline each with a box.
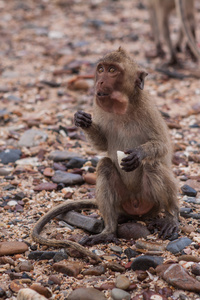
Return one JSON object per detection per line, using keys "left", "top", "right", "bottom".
{"left": 0, "top": 241, "right": 28, "bottom": 256}
{"left": 110, "top": 245, "right": 123, "bottom": 253}
{"left": 7, "top": 200, "right": 18, "bottom": 206}
{"left": 66, "top": 157, "right": 87, "bottom": 168}
{"left": 135, "top": 240, "right": 167, "bottom": 252}
{"left": 98, "top": 282, "right": 115, "bottom": 290}
{"left": 111, "top": 288, "right": 131, "bottom": 300}
{"left": 0, "top": 287, "right": 6, "bottom": 297}
{"left": 107, "top": 262, "right": 125, "bottom": 273}
{"left": 0, "top": 167, "right": 13, "bottom": 176}
{"left": 84, "top": 173, "right": 97, "bottom": 185}
{"left": 124, "top": 248, "right": 139, "bottom": 260}
{"left": 191, "top": 263, "right": 200, "bottom": 276}
{"left": 181, "top": 184, "right": 197, "bottom": 197}
{"left": 17, "top": 288, "right": 48, "bottom": 300}
{"left": 117, "top": 222, "right": 150, "bottom": 239}
{"left": 33, "top": 182, "right": 58, "bottom": 191}
{"left": 18, "top": 129, "right": 48, "bottom": 147}
{"left": 28, "top": 251, "right": 57, "bottom": 260}
{"left": 48, "top": 275, "right": 62, "bottom": 285}
{"left": 68, "top": 287, "right": 106, "bottom": 300}
{"left": 131, "top": 255, "right": 164, "bottom": 271}
{"left": 30, "top": 283, "right": 52, "bottom": 298}
{"left": 53, "top": 251, "right": 68, "bottom": 262}
{"left": 18, "top": 260, "right": 34, "bottom": 272}
{"left": 115, "top": 275, "right": 130, "bottom": 290}
{"left": 58, "top": 211, "right": 103, "bottom": 233}
{"left": 52, "top": 170, "right": 84, "bottom": 185}
{"left": 53, "top": 261, "right": 83, "bottom": 277}
{"left": 0, "top": 149, "right": 21, "bottom": 164}
{"left": 10, "top": 280, "right": 24, "bottom": 293}
{"left": 16, "top": 157, "right": 39, "bottom": 166}
{"left": 43, "top": 167, "right": 55, "bottom": 177}
{"left": 48, "top": 150, "right": 79, "bottom": 162}
{"left": 82, "top": 265, "right": 105, "bottom": 276}
{"left": 166, "top": 237, "right": 192, "bottom": 254}
{"left": 156, "top": 263, "right": 200, "bottom": 292}
{"left": 180, "top": 224, "right": 195, "bottom": 234}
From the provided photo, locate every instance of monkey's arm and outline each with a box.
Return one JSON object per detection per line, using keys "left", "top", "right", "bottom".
{"left": 74, "top": 110, "right": 108, "bottom": 151}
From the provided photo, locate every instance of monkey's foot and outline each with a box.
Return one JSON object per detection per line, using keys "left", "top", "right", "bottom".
{"left": 148, "top": 217, "right": 179, "bottom": 240}
{"left": 79, "top": 233, "right": 119, "bottom": 246}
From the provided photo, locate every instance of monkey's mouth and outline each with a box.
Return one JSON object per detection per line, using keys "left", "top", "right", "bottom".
{"left": 97, "top": 92, "right": 109, "bottom": 97}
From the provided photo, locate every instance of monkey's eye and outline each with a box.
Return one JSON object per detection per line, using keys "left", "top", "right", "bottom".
{"left": 98, "top": 66, "right": 104, "bottom": 73}
{"left": 109, "top": 67, "right": 115, "bottom": 73}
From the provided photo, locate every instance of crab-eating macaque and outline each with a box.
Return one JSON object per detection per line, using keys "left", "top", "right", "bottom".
{"left": 74, "top": 47, "right": 179, "bottom": 245}
{"left": 148, "top": 0, "right": 200, "bottom": 64}
{"left": 32, "top": 48, "right": 179, "bottom": 255}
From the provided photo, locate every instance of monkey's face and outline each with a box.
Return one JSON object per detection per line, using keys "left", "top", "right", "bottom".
{"left": 95, "top": 62, "right": 129, "bottom": 115}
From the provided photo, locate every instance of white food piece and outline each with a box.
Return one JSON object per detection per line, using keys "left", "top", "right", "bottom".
{"left": 117, "top": 151, "right": 128, "bottom": 168}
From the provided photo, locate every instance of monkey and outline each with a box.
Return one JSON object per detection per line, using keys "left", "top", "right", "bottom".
{"left": 32, "top": 48, "right": 179, "bottom": 255}
{"left": 148, "top": 0, "right": 200, "bottom": 64}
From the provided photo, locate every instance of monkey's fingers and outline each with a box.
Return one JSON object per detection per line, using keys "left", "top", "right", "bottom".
{"left": 79, "top": 233, "right": 119, "bottom": 246}
{"left": 74, "top": 111, "right": 92, "bottom": 128}
{"left": 121, "top": 156, "right": 140, "bottom": 172}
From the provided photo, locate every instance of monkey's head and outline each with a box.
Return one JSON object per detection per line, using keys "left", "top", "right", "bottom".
{"left": 94, "top": 47, "right": 148, "bottom": 115}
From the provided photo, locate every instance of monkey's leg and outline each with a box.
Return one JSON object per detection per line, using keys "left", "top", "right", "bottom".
{"left": 142, "top": 164, "right": 179, "bottom": 239}
{"left": 80, "top": 157, "right": 126, "bottom": 246}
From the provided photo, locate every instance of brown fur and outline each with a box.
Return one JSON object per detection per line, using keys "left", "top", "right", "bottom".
{"left": 148, "top": 0, "right": 200, "bottom": 64}
{"left": 32, "top": 49, "right": 179, "bottom": 254}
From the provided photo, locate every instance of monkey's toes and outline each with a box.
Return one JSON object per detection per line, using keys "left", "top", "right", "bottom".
{"left": 79, "top": 233, "right": 119, "bottom": 246}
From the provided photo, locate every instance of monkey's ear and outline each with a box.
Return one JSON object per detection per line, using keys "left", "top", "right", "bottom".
{"left": 136, "top": 71, "right": 148, "bottom": 90}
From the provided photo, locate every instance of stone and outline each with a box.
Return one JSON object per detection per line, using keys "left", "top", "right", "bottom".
{"left": 18, "top": 261, "right": 34, "bottom": 272}
{"left": 131, "top": 255, "right": 164, "bottom": 271}
{"left": 53, "top": 251, "right": 68, "bottom": 262}
{"left": 115, "top": 275, "right": 130, "bottom": 290}
{"left": 110, "top": 245, "right": 123, "bottom": 253}
{"left": 48, "top": 275, "right": 62, "bottom": 285}
{"left": 18, "top": 129, "right": 48, "bottom": 147}
{"left": 191, "top": 263, "right": 200, "bottom": 276}
{"left": 53, "top": 261, "right": 83, "bottom": 277}
{"left": 0, "top": 167, "right": 13, "bottom": 176}
{"left": 156, "top": 263, "right": 200, "bottom": 292}
{"left": 0, "top": 149, "right": 21, "bottom": 164}
{"left": 16, "top": 157, "right": 39, "bottom": 166}
{"left": 43, "top": 167, "right": 55, "bottom": 177}
{"left": 68, "top": 288, "right": 106, "bottom": 300}
{"left": 17, "top": 288, "right": 48, "bottom": 300}
{"left": 52, "top": 170, "right": 83, "bottom": 185}
{"left": 30, "top": 283, "right": 52, "bottom": 298}
{"left": 10, "top": 280, "right": 24, "bottom": 293}
{"left": 124, "top": 248, "right": 139, "bottom": 260}
{"left": 28, "top": 251, "right": 57, "bottom": 260}
{"left": 117, "top": 222, "right": 150, "bottom": 240}
{"left": 48, "top": 150, "right": 79, "bottom": 162}
{"left": 84, "top": 173, "right": 97, "bottom": 185}
{"left": 57, "top": 211, "right": 103, "bottom": 233}
{"left": 82, "top": 265, "right": 105, "bottom": 276}
{"left": 111, "top": 288, "right": 131, "bottom": 300}
{"left": 66, "top": 157, "right": 87, "bottom": 169}
{"left": 107, "top": 262, "right": 125, "bottom": 273}
{"left": 98, "top": 282, "right": 115, "bottom": 290}
{"left": 0, "top": 241, "right": 28, "bottom": 256}
{"left": 33, "top": 182, "right": 57, "bottom": 191}
{"left": 0, "top": 287, "right": 6, "bottom": 297}
{"left": 166, "top": 237, "right": 192, "bottom": 254}
{"left": 136, "top": 240, "right": 167, "bottom": 252}
{"left": 181, "top": 184, "right": 197, "bottom": 197}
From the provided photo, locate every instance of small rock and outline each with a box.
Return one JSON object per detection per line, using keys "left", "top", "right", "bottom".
{"left": 18, "top": 261, "right": 34, "bottom": 272}
{"left": 115, "top": 275, "right": 130, "bottom": 290}
{"left": 57, "top": 211, "right": 103, "bottom": 233}
{"left": 68, "top": 79, "right": 89, "bottom": 91}
{"left": 107, "top": 262, "right": 125, "bottom": 273}
{"left": 28, "top": 251, "right": 57, "bottom": 260}
{"left": 17, "top": 288, "right": 48, "bottom": 300}
{"left": 131, "top": 255, "right": 164, "bottom": 271}
{"left": 66, "top": 157, "right": 87, "bottom": 169}
{"left": 117, "top": 222, "right": 150, "bottom": 240}
{"left": 142, "top": 290, "right": 164, "bottom": 299}
{"left": 7, "top": 200, "right": 18, "bottom": 206}
{"left": 111, "top": 288, "right": 131, "bottom": 300}
{"left": 43, "top": 168, "right": 55, "bottom": 177}
{"left": 16, "top": 157, "right": 39, "bottom": 166}
{"left": 52, "top": 170, "right": 83, "bottom": 185}
{"left": 53, "top": 261, "right": 83, "bottom": 277}
{"left": 68, "top": 287, "right": 106, "bottom": 300}
{"left": 82, "top": 265, "right": 105, "bottom": 276}
{"left": 0, "top": 167, "right": 13, "bottom": 176}
{"left": 18, "top": 129, "right": 48, "bottom": 147}
{"left": 84, "top": 173, "right": 97, "bottom": 185}
{"left": 48, "top": 275, "right": 62, "bottom": 285}
{"left": 156, "top": 263, "right": 200, "bottom": 292}
{"left": 10, "top": 280, "right": 24, "bottom": 293}
{"left": 191, "top": 263, "right": 200, "bottom": 276}
{"left": 110, "top": 245, "right": 122, "bottom": 253}
{"left": 124, "top": 248, "right": 139, "bottom": 260}
{"left": 33, "top": 182, "right": 57, "bottom": 191}
{"left": 98, "top": 282, "right": 115, "bottom": 290}
{"left": 0, "top": 287, "right": 6, "bottom": 297}
{"left": 181, "top": 184, "right": 197, "bottom": 197}
{"left": 136, "top": 240, "right": 167, "bottom": 252}
{"left": 48, "top": 150, "right": 79, "bottom": 162}
{"left": 30, "top": 283, "right": 52, "bottom": 298}
{"left": 53, "top": 251, "right": 68, "bottom": 262}
{"left": 0, "top": 149, "right": 21, "bottom": 164}
{"left": 0, "top": 241, "right": 28, "bottom": 256}
{"left": 166, "top": 237, "right": 192, "bottom": 254}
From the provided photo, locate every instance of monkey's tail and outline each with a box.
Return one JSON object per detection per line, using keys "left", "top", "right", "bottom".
{"left": 31, "top": 199, "right": 102, "bottom": 263}
{"left": 176, "top": 0, "right": 200, "bottom": 61}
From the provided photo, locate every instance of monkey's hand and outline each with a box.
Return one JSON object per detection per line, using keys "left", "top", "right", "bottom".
{"left": 74, "top": 111, "right": 92, "bottom": 129}
{"left": 121, "top": 148, "right": 144, "bottom": 172}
